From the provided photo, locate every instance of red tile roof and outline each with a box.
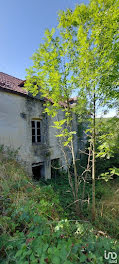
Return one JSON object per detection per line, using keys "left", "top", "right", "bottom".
{"left": 0, "top": 73, "right": 77, "bottom": 107}
{"left": 0, "top": 72, "right": 27, "bottom": 95}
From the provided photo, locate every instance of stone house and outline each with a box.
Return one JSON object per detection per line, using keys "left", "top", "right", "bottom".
{"left": 0, "top": 72, "right": 78, "bottom": 180}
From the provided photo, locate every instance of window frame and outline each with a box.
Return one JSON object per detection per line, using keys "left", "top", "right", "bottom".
{"left": 32, "top": 120, "right": 41, "bottom": 144}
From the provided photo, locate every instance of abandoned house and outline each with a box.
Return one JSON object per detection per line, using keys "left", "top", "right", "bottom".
{"left": 0, "top": 72, "right": 78, "bottom": 180}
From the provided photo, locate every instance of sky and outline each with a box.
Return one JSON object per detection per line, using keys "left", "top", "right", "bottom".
{"left": 0, "top": 0, "right": 117, "bottom": 118}
{"left": 0, "top": 0, "right": 88, "bottom": 80}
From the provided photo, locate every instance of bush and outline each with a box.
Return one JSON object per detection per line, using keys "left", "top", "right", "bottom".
{"left": 0, "top": 153, "right": 119, "bottom": 263}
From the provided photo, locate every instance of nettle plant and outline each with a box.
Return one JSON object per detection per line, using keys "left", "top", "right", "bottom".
{"left": 2, "top": 217, "right": 119, "bottom": 264}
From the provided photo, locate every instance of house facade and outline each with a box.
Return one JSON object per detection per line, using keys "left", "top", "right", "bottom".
{"left": 0, "top": 72, "right": 78, "bottom": 180}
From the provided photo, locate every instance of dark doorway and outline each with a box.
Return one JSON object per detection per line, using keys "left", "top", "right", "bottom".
{"left": 32, "top": 163, "right": 44, "bottom": 180}
{"left": 51, "top": 159, "right": 60, "bottom": 179}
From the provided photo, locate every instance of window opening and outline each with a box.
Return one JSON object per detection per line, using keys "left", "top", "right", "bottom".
{"left": 32, "top": 162, "right": 44, "bottom": 180}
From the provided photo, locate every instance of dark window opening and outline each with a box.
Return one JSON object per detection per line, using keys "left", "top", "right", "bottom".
{"left": 51, "top": 159, "right": 60, "bottom": 179}
{"left": 32, "top": 163, "right": 44, "bottom": 180}
{"left": 32, "top": 120, "right": 41, "bottom": 143}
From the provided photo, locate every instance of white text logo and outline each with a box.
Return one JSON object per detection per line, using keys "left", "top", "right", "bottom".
{"left": 104, "top": 250, "right": 117, "bottom": 263}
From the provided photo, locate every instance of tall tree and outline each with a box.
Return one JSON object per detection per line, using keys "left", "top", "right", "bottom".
{"left": 25, "top": 28, "right": 83, "bottom": 215}
{"left": 58, "top": 0, "right": 119, "bottom": 220}
{"left": 25, "top": 0, "right": 118, "bottom": 220}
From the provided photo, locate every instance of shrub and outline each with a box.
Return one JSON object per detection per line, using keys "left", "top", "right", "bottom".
{"left": 0, "top": 152, "right": 119, "bottom": 263}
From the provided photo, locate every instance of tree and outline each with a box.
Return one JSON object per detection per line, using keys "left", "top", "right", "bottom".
{"left": 25, "top": 28, "right": 84, "bottom": 216}
{"left": 25, "top": 0, "right": 118, "bottom": 220}
{"left": 96, "top": 116, "right": 119, "bottom": 180}
{"left": 58, "top": 0, "right": 119, "bottom": 220}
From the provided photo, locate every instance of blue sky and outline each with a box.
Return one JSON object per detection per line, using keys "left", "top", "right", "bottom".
{"left": 0, "top": 0, "right": 117, "bottom": 117}
{"left": 0, "top": 0, "right": 88, "bottom": 80}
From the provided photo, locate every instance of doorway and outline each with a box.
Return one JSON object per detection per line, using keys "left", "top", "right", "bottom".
{"left": 32, "top": 162, "right": 44, "bottom": 180}
{"left": 51, "top": 158, "right": 60, "bottom": 178}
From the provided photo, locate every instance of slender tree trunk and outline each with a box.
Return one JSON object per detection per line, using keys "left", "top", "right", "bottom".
{"left": 67, "top": 168, "right": 76, "bottom": 200}
{"left": 81, "top": 141, "right": 92, "bottom": 209}
{"left": 59, "top": 134, "right": 76, "bottom": 200}
{"left": 71, "top": 138, "right": 80, "bottom": 216}
{"left": 92, "top": 91, "right": 96, "bottom": 221}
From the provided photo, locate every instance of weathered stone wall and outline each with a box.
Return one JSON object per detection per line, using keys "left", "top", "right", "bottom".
{"left": 0, "top": 91, "right": 78, "bottom": 179}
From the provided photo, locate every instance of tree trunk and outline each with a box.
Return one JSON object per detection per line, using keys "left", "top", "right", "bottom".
{"left": 71, "top": 139, "right": 80, "bottom": 216}
{"left": 92, "top": 92, "right": 96, "bottom": 221}
{"left": 81, "top": 141, "right": 92, "bottom": 210}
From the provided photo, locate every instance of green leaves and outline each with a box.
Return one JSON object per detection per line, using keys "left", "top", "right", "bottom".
{"left": 110, "top": 167, "right": 119, "bottom": 176}
{"left": 53, "top": 119, "right": 66, "bottom": 129}
{"left": 97, "top": 117, "right": 119, "bottom": 159}
{"left": 24, "top": 0, "right": 119, "bottom": 243}
{"left": 100, "top": 167, "right": 119, "bottom": 181}
{"left": 79, "top": 254, "right": 87, "bottom": 262}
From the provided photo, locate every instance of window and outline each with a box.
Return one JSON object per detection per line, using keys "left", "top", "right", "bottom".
{"left": 32, "top": 120, "right": 41, "bottom": 143}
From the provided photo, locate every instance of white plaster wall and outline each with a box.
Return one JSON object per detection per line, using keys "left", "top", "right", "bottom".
{"left": 0, "top": 91, "right": 78, "bottom": 177}
{"left": 0, "top": 92, "right": 27, "bottom": 152}
{"left": 0, "top": 92, "right": 64, "bottom": 173}
{"left": 48, "top": 114, "right": 63, "bottom": 160}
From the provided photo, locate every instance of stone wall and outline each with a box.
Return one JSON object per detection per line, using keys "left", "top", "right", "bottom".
{"left": 0, "top": 90, "right": 78, "bottom": 179}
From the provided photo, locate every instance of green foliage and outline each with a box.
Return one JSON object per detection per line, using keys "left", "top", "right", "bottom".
{"left": 44, "top": 174, "right": 119, "bottom": 239}
{"left": 96, "top": 117, "right": 119, "bottom": 159}
{"left": 100, "top": 167, "right": 119, "bottom": 181}
{"left": 3, "top": 0, "right": 118, "bottom": 261}
{"left": 58, "top": 0, "right": 119, "bottom": 100}
{"left": 95, "top": 178, "right": 119, "bottom": 238}
{"left": 0, "top": 152, "right": 119, "bottom": 263}
{"left": 25, "top": 0, "right": 119, "bottom": 220}
{"left": 95, "top": 117, "right": 119, "bottom": 180}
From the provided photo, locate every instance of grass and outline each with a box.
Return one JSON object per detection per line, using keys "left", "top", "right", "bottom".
{"left": 95, "top": 179, "right": 119, "bottom": 239}
{"left": 0, "top": 151, "right": 119, "bottom": 263}
{"left": 44, "top": 173, "right": 119, "bottom": 239}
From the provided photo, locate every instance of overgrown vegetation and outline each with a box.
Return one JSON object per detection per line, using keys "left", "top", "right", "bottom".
{"left": 0, "top": 0, "right": 119, "bottom": 262}
{"left": 45, "top": 174, "right": 119, "bottom": 239}
{"left": 0, "top": 152, "right": 119, "bottom": 263}
{"left": 25, "top": 0, "right": 119, "bottom": 221}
